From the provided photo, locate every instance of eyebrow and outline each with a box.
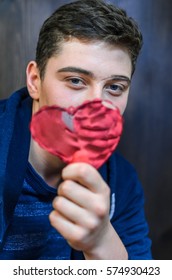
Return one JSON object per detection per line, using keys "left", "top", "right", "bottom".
{"left": 110, "top": 75, "right": 131, "bottom": 84}
{"left": 57, "top": 66, "right": 131, "bottom": 84}
{"left": 58, "top": 67, "right": 94, "bottom": 77}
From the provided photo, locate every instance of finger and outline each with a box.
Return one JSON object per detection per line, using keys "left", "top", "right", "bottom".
{"left": 58, "top": 180, "right": 109, "bottom": 215}
{"left": 58, "top": 179, "right": 93, "bottom": 208}
{"left": 62, "top": 162, "right": 107, "bottom": 193}
{"left": 52, "top": 196, "right": 100, "bottom": 229}
{"left": 49, "top": 210, "right": 85, "bottom": 243}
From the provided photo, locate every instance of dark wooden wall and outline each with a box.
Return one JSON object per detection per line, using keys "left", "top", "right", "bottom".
{"left": 116, "top": 0, "right": 172, "bottom": 259}
{"left": 0, "top": 0, "right": 172, "bottom": 259}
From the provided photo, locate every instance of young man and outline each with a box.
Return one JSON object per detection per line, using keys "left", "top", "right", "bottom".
{"left": 0, "top": 0, "right": 152, "bottom": 259}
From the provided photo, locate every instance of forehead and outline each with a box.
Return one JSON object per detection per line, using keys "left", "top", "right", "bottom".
{"left": 48, "top": 38, "right": 132, "bottom": 77}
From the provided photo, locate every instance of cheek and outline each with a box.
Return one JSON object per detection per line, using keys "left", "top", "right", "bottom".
{"left": 120, "top": 104, "right": 127, "bottom": 115}
{"left": 39, "top": 84, "right": 64, "bottom": 107}
{"left": 40, "top": 80, "right": 81, "bottom": 108}
{"left": 116, "top": 95, "right": 129, "bottom": 115}
{"left": 45, "top": 88, "right": 85, "bottom": 108}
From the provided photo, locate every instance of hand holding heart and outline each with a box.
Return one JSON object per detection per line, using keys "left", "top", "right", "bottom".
{"left": 49, "top": 162, "right": 114, "bottom": 258}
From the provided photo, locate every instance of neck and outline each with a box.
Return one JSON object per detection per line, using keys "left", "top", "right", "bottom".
{"left": 29, "top": 139, "right": 66, "bottom": 188}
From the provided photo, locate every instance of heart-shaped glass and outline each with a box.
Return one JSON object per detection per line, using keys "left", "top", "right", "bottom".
{"left": 30, "top": 99, "right": 123, "bottom": 169}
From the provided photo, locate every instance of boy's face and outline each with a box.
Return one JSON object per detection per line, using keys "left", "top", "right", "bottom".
{"left": 28, "top": 38, "right": 132, "bottom": 115}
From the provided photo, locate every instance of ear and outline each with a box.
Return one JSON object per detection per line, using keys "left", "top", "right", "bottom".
{"left": 26, "top": 61, "right": 41, "bottom": 100}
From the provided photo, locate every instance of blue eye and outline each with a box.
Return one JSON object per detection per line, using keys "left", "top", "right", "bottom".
{"left": 105, "top": 83, "right": 124, "bottom": 96}
{"left": 70, "top": 78, "right": 81, "bottom": 85}
{"left": 65, "top": 77, "right": 86, "bottom": 90}
{"left": 109, "top": 84, "right": 119, "bottom": 91}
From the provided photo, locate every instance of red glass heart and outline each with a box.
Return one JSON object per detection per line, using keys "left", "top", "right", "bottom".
{"left": 30, "top": 99, "right": 123, "bottom": 169}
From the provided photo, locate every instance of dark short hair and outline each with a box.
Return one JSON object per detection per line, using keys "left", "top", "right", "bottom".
{"left": 36, "top": 0, "right": 143, "bottom": 79}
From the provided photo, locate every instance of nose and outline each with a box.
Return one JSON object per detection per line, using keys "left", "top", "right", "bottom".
{"left": 86, "top": 85, "right": 102, "bottom": 101}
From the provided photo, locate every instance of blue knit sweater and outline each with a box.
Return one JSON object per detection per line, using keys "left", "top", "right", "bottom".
{"left": 0, "top": 88, "right": 152, "bottom": 259}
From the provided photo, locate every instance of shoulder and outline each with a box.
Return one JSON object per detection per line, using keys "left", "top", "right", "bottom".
{"left": 112, "top": 154, "right": 152, "bottom": 259}
{"left": 110, "top": 153, "right": 152, "bottom": 259}
{"left": 109, "top": 151, "right": 140, "bottom": 187}
{"left": 115, "top": 152, "right": 137, "bottom": 173}
{"left": 0, "top": 98, "right": 7, "bottom": 114}
{"left": 100, "top": 151, "right": 140, "bottom": 192}
{"left": 0, "top": 87, "right": 29, "bottom": 115}
{"left": 109, "top": 152, "right": 144, "bottom": 207}
{"left": 115, "top": 152, "right": 139, "bottom": 184}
